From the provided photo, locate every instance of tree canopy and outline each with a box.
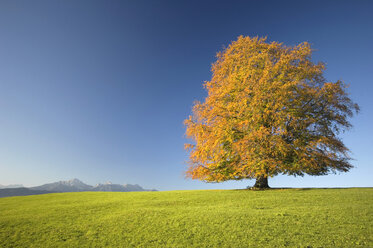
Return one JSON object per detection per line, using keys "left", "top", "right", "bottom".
{"left": 184, "top": 36, "right": 359, "bottom": 188}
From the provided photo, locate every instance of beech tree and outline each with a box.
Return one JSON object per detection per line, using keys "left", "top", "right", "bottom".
{"left": 184, "top": 36, "right": 359, "bottom": 189}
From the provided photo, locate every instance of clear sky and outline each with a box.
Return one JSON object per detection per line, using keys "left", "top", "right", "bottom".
{"left": 0, "top": 0, "right": 372, "bottom": 190}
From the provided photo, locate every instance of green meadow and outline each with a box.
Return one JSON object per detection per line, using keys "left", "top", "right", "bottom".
{"left": 0, "top": 188, "right": 372, "bottom": 247}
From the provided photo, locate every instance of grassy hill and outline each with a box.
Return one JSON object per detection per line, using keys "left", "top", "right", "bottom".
{"left": 0, "top": 188, "right": 372, "bottom": 247}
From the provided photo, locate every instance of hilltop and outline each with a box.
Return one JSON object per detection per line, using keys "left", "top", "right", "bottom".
{"left": 0, "top": 188, "right": 372, "bottom": 247}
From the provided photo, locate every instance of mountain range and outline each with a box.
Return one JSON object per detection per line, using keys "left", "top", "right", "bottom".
{"left": 0, "top": 179, "right": 156, "bottom": 197}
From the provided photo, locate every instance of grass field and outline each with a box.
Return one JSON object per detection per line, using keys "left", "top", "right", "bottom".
{"left": 0, "top": 188, "right": 372, "bottom": 247}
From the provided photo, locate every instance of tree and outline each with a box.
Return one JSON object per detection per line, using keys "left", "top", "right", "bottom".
{"left": 184, "top": 36, "right": 359, "bottom": 189}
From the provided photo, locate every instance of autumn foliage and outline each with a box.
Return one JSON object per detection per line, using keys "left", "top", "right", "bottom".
{"left": 184, "top": 36, "right": 359, "bottom": 188}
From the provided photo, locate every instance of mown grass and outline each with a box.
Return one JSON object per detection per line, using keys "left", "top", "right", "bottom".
{"left": 0, "top": 188, "right": 372, "bottom": 247}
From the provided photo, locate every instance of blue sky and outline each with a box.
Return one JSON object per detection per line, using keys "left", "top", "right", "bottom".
{"left": 0, "top": 0, "right": 372, "bottom": 190}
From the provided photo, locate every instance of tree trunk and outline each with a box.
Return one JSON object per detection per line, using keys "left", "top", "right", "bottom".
{"left": 252, "top": 175, "right": 269, "bottom": 189}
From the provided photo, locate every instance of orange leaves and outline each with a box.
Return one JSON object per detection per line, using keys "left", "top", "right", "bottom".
{"left": 184, "top": 36, "right": 358, "bottom": 182}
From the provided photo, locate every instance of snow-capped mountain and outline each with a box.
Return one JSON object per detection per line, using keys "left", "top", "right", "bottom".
{"left": 31, "top": 178, "right": 94, "bottom": 192}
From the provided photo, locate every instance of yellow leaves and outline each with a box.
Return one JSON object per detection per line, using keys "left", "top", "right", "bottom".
{"left": 184, "top": 144, "right": 195, "bottom": 151}
{"left": 184, "top": 35, "right": 358, "bottom": 182}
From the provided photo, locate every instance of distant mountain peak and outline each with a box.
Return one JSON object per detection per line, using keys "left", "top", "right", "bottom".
{"left": 64, "top": 178, "right": 85, "bottom": 185}
{"left": 68, "top": 178, "right": 82, "bottom": 183}
{"left": 0, "top": 184, "right": 24, "bottom": 189}
{"left": 31, "top": 178, "right": 93, "bottom": 192}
